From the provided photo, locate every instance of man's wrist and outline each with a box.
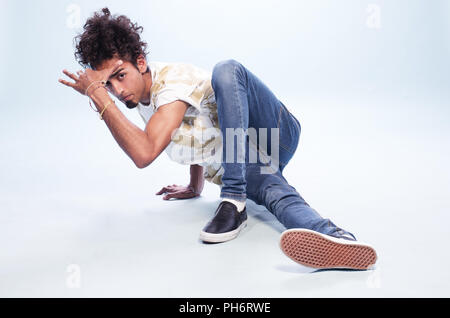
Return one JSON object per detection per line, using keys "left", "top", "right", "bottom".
{"left": 85, "top": 80, "right": 106, "bottom": 97}
{"left": 89, "top": 86, "right": 110, "bottom": 111}
{"left": 188, "top": 184, "right": 200, "bottom": 195}
{"left": 87, "top": 84, "right": 107, "bottom": 98}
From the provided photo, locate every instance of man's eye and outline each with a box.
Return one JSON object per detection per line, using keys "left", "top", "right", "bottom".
{"left": 118, "top": 73, "right": 125, "bottom": 79}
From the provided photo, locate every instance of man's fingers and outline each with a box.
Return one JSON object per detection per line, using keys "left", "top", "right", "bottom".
{"left": 163, "top": 193, "right": 182, "bottom": 200}
{"left": 157, "top": 184, "right": 184, "bottom": 195}
{"left": 158, "top": 185, "right": 196, "bottom": 199}
{"left": 58, "top": 78, "right": 75, "bottom": 88}
{"left": 62, "top": 69, "right": 79, "bottom": 81}
{"left": 156, "top": 186, "right": 178, "bottom": 195}
{"left": 163, "top": 191, "right": 195, "bottom": 200}
{"left": 155, "top": 187, "right": 168, "bottom": 195}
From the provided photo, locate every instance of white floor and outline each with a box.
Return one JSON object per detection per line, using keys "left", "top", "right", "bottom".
{"left": 1, "top": 93, "right": 449, "bottom": 297}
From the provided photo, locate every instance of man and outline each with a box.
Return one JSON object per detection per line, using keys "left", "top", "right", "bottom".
{"left": 59, "top": 8, "right": 377, "bottom": 270}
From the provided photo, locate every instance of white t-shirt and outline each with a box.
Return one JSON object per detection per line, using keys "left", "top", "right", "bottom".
{"left": 137, "top": 61, "right": 224, "bottom": 186}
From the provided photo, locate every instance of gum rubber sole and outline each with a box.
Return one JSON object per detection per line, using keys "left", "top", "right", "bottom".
{"left": 280, "top": 229, "right": 377, "bottom": 270}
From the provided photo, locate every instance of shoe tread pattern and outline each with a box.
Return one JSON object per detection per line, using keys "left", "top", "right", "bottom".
{"left": 280, "top": 230, "right": 377, "bottom": 270}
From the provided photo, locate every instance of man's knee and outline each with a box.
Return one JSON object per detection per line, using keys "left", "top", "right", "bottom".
{"left": 211, "top": 59, "right": 242, "bottom": 90}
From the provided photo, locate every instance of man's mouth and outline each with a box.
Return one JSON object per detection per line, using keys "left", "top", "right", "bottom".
{"left": 121, "top": 94, "right": 133, "bottom": 102}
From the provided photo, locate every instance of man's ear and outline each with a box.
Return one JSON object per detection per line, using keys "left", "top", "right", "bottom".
{"left": 136, "top": 55, "right": 148, "bottom": 74}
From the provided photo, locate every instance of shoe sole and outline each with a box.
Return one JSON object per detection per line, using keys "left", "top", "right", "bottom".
{"left": 199, "top": 221, "right": 247, "bottom": 243}
{"left": 279, "top": 229, "right": 377, "bottom": 270}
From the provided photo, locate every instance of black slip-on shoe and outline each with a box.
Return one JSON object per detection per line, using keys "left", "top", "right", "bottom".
{"left": 200, "top": 201, "right": 247, "bottom": 243}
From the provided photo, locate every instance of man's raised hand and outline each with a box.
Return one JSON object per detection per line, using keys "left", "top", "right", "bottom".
{"left": 58, "top": 59, "right": 123, "bottom": 97}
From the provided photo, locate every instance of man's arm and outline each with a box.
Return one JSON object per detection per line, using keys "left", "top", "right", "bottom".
{"left": 189, "top": 164, "right": 204, "bottom": 195}
{"left": 59, "top": 60, "right": 188, "bottom": 169}
{"left": 89, "top": 88, "right": 188, "bottom": 168}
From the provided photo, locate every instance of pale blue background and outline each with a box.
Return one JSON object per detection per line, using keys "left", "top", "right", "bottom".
{"left": 0, "top": 0, "right": 449, "bottom": 297}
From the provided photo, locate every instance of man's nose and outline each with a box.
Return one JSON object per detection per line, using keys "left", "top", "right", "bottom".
{"left": 110, "top": 81, "right": 124, "bottom": 97}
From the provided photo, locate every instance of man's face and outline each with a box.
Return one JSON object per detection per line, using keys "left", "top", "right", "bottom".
{"left": 96, "top": 57, "right": 147, "bottom": 109}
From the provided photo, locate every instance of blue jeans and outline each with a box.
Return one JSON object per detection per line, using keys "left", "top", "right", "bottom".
{"left": 212, "top": 59, "right": 354, "bottom": 236}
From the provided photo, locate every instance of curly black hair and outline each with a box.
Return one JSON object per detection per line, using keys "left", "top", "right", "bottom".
{"left": 74, "top": 7, "right": 149, "bottom": 70}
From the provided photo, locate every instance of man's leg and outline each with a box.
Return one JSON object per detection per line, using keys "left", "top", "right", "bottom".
{"left": 211, "top": 59, "right": 283, "bottom": 202}
{"left": 200, "top": 59, "right": 284, "bottom": 243}
{"left": 202, "top": 59, "right": 377, "bottom": 269}
{"left": 244, "top": 103, "right": 378, "bottom": 270}
{"left": 245, "top": 163, "right": 348, "bottom": 236}
{"left": 246, "top": 163, "right": 377, "bottom": 270}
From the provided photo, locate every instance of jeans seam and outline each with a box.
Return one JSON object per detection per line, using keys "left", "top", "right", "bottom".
{"left": 278, "top": 105, "right": 296, "bottom": 153}
{"left": 233, "top": 62, "right": 246, "bottom": 181}
{"left": 279, "top": 143, "right": 294, "bottom": 153}
{"left": 277, "top": 103, "right": 282, "bottom": 128}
